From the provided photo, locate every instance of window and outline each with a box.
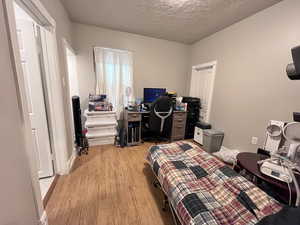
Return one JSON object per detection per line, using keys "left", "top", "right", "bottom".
{"left": 94, "top": 47, "right": 134, "bottom": 117}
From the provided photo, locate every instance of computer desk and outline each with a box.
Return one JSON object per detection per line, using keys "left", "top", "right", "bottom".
{"left": 124, "top": 109, "right": 187, "bottom": 146}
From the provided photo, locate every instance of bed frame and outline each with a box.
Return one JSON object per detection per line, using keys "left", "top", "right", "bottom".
{"left": 151, "top": 169, "right": 182, "bottom": 225}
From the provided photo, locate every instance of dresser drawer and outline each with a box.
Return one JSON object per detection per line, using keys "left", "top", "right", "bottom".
{"left": 127, "top": 113, "right": 141, "bottom": 121}
{"left": 173, "top": 112, "right": 187, "bottom": 119}
{"left": 171, "top": 112, "right": 186, "bottom": 140}
{"left": 173, "top": 117, "right": 186, "bottom": 123}
{"left": 87, "top": 136, "right": 115, "bottom": 146}
{"left": 172, "top": 124, "right": 185, "bottom": 137}
{"left": 85, "top": 113, "right": 117, "bottom": 124}
{"left": 172, "top": 115, "right": 186, "bottom": 129}
{"left": 172, "top": 120, "right": 186, "bottom": 129}
{"left": 87, "top": 125, "right": 117, "bottom": 136}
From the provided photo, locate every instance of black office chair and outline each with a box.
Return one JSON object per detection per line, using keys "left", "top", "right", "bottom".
{"left": 146, "top": 96, "right": 173, "bottom": 142}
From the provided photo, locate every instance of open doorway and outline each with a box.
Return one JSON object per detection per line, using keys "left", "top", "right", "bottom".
{"left": 13, "top": 2, "right": 55, "bottom": 200}
{"left": 4, "top": 0, "right": 72, "bottom": 220}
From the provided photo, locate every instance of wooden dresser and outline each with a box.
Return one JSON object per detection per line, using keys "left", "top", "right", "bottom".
{"left": 171, "top": 111, "right": 187, "bottom": 141}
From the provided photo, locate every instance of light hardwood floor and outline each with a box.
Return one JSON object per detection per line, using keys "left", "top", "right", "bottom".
{"left": 46, "top": 143, "right": 174, "bottom": 225}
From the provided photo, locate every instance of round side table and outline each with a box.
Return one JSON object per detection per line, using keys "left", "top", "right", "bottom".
{"left": 236, "top": 152, "right": 300, "bottom": 206}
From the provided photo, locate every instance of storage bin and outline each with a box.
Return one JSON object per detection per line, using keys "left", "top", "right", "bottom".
{"left": 203, "top": 129, "right": 224, "bottom": 153}
{"left": 87, "top": 135, "right": 115, "bottom": 146}
{"left": 84, "top": 110, "right": 117, "bottom": 146}
{"left": 86, "top": 125, "right": 117, "bottom": 136}
{"left": 85, "top": 110, "right": 117, "bottom": 124}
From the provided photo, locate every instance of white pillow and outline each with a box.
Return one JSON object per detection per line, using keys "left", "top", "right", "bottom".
{"left": 213, "top": 147, "right": 240, "bottom": 165}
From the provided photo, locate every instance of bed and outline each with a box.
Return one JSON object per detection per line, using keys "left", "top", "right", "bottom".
{"left": 146, "top": 141, "right": 283, "bottom": 225}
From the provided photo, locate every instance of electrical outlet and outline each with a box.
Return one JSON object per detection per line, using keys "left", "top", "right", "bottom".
{"left": 251, "top": 137, "right": 258, "bottom": 145}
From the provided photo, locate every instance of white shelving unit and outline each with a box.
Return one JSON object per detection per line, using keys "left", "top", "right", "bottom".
{"left": 84, "top": 110, "right": 117, "bottom": 146}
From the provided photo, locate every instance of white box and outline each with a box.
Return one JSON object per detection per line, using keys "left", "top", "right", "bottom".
{"left": 194, "top": 126, "right": 204, "bottom": 145}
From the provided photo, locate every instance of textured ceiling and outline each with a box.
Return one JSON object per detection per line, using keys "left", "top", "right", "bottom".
{"left": 61, "top": 0, "right": 282, "bottom": 44}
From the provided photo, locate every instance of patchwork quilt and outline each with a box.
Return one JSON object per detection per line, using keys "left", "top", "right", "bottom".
{"left": 146, "top": 141, "right": 282, "bottom": 225}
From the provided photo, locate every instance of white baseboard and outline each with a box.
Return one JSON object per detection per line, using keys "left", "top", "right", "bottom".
{"left": 39, "top": 211, "right": 48, "bottom": 225}
{"left": 56, "top": 148, "right": 77, "bottom": 175}
{"left": 66, "top": 148, "right": 77, "bottom": 174}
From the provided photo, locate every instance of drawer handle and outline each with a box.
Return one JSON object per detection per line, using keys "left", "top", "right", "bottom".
{"left": 176, "top": 126, "right": 183, "bottom": 128}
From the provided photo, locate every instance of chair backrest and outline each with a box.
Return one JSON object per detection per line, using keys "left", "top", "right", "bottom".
{"left": 149, "top": 96, "right": 173, "bottom": 136}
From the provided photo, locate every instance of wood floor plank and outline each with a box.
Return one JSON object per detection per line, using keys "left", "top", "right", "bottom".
{"left": 46, "top": 143, "right": 174, "bottom": 225}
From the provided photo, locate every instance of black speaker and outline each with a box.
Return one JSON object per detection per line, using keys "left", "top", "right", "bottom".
{"left": 72, "top": 96, "right": 82, "bottom": 146}
{"left": 182, "top": 97, "right": 201, "bottom": 139}
{"left": 287, "top": 46, "right": 300, "bottom": 80}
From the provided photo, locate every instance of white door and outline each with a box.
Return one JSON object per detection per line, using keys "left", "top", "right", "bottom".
{"left": 190, "top": 62, "right": 217, "bottom": 123}
{"left": 16, "top": 19, "right": 54, "bottom": 178}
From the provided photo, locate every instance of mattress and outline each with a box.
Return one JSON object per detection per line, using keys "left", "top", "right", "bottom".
{"left": 146, "top": 141, "right": 282, "bottom": 225}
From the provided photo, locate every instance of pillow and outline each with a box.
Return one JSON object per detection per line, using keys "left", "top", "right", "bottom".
{"left": 213, "top": 147, "right": 240, "bottom": 165}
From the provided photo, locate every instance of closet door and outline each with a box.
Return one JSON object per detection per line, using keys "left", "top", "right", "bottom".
{"left": 190, "top": 62, "right": 217, "bottom": 123}
{"left": 16, "top": 19, "right": 54, "bottom": 178}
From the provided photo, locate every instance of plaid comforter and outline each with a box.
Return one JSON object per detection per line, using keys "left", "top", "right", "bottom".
{"left": 146, "top": 141, "right": 282, "bottom": 225}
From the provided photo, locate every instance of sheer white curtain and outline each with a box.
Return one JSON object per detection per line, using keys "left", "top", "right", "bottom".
{"left": 94, "top": 47, "right": 134, "bottom": 117}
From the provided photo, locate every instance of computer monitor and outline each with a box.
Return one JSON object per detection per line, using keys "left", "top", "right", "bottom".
{"left": 143, "top": 88, "right": 166, "bottom": 103}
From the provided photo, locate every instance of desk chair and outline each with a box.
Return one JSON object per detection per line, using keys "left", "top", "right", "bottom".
{"left": 146, "top": 96, "right": 173, "bottom": 142}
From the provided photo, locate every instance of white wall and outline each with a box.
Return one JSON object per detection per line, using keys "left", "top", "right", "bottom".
{"left": 73, "top": 23, "right": 190, "bottom": 110}
{"left": 190, "top": 0, "right": 300, "bottom": 152}
{"left": 0, "top": 1, "right": 39, "bottom": 224}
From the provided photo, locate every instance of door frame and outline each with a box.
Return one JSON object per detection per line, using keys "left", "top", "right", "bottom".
{"left": 3, "top": 0, "right": 71, "bottom": 222}
{"left": 191, "top": 60, "right": 217, "bottom": 123}
{"left": 16, "top": 18, "right": 55, "bottom": 178}
{"left": 63, "top": 38, "right": 78, "bottom": 152}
